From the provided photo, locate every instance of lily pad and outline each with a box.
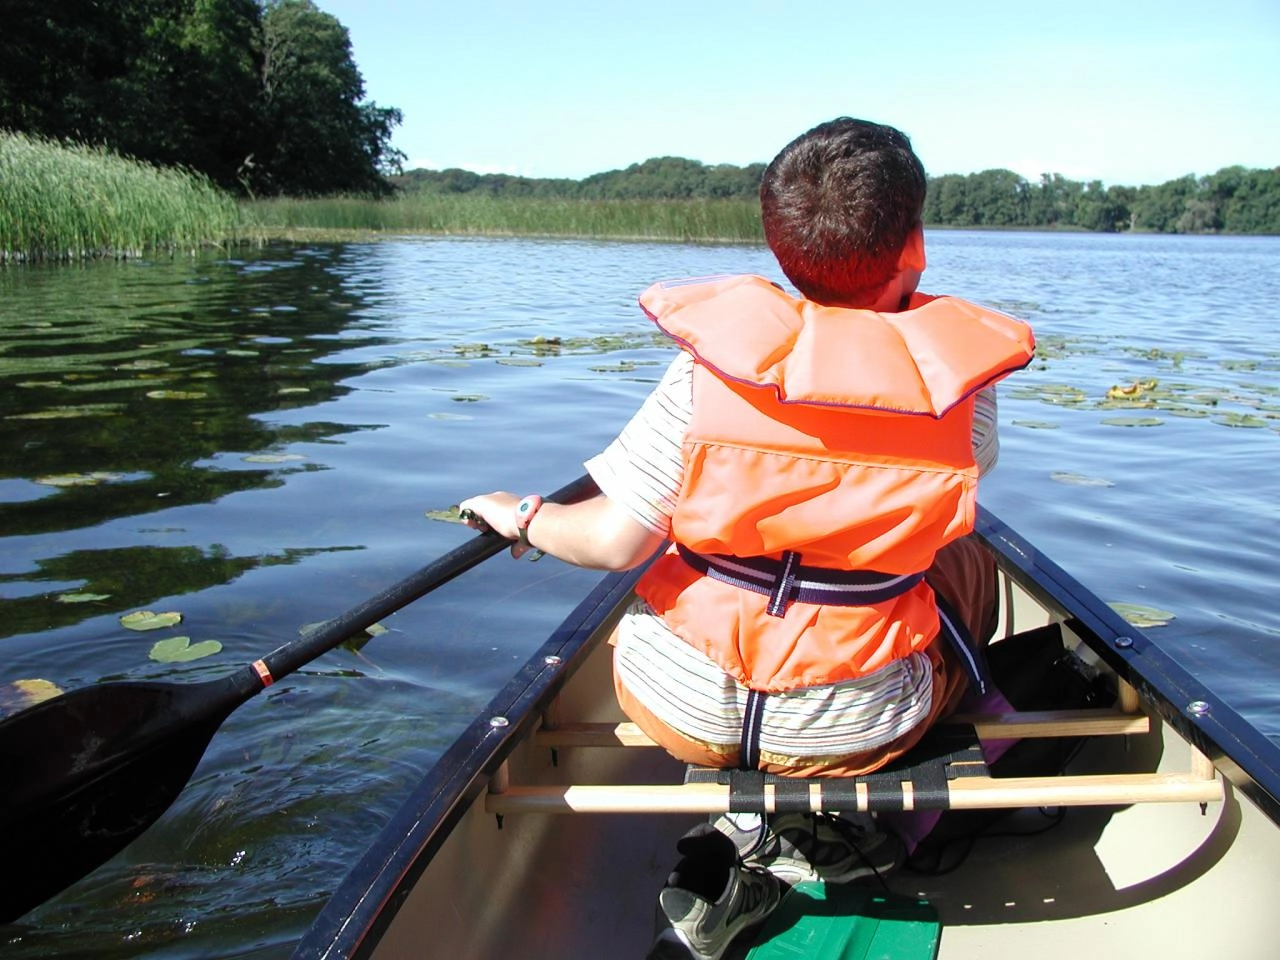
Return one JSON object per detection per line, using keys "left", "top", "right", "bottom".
{"left": 1012, "top": 420, "right": 1059, "bottom": 429}
{"left": 1212, "top": 413, "right": 1268, "bottom": 428}
{"left": 149, "top": 636, "right": 223, "bottom": 663}
{"left": 121, "top": 609, "right": 183, "bottom": 631}
{"left": 8, "top": 405, "right": 123, "bottom": 420}
{"left": 451, "top": 394, "right": 488, "bottom": 403}
{"left": 1034, "top": 384, "right": 1088, "bottom": 403}
{"left": 1108, "top": 602, "right": 1175, "bottom": 628}
{"left": 146, "top": 390, "right": 207, "bottom": 400}
{"left": 35, "top": 471, "right": 125, "bottom": 487}
{"left": 56, "top": 592, "right": 112, "bottom": 604}
{"left": 425, "top": 506, "right": 467, "bottom": 523}
{"left": 243, "top": 453, "right": 308, "bottom": 464}
{"left": 496, "top": 358, "right": 543, "bottom": 367}
{"left": 0, "top": 678, "right": 64, "bottom": 717}
{"left": 1096, "top": 398, "right": 1157, "bottom": 410}
{"left": 1100, "top": 416, "right": 1163, "bottom": 427}
{"left": 300, "top": 620, "right": 388, "bottom": 640}
{"left": 116, "top": 359, "right": 170, "bottom": 371}
{"left": 1050, "top": 472, "right": 1116, "bottom": 487}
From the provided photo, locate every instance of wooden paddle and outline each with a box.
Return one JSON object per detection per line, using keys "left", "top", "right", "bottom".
{"left": 0, "top": 473, "right": 598, "bottom": 924}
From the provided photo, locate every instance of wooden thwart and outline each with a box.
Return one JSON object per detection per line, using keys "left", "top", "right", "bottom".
{"left": 484, "top": 771, "right": 1224, "bottom": 816}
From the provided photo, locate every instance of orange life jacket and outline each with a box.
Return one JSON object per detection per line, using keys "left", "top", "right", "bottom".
{"left": 634, "top": 274, "right": 1035, "bottom": 692}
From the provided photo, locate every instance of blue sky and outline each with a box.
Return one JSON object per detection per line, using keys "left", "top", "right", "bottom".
{"left": 313, "top": 0, "right": 1279, "bottom": 187}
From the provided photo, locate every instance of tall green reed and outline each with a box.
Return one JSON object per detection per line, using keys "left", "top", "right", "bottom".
{"left": 245, "top": 194, "right": 765, "bottom": 243}
{"left": 0, "top": 131, "right": 247, "bottom": 262}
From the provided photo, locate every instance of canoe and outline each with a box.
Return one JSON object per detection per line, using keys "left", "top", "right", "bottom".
{"left": 293, "top": 510, "right": 1280, "bottom": 960}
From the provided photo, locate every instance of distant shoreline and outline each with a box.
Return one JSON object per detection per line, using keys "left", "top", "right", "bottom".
{"left": 4, "top": 128, "right": 1273, "bottom": 264}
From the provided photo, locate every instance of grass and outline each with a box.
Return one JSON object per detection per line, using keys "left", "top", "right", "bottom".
{"left": 1, "top": 131, "right": 766, "bottom": 261}
{"left": 0, "top": 131, "right": 251, "bottom": 263}
{"left": 244, "top": 193, "right": 766, "bottom": 244}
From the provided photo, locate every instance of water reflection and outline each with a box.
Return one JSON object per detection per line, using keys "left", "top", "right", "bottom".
{"left": 0, "top": 248, "right": 391, "bottom": 642}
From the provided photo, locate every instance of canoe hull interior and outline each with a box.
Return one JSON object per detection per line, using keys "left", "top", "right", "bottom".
{"left": 372, "top": 633, "right": 690, "bottom": 958}
{"left": 295, "top": 517, "right": 1280, "bottom": 960}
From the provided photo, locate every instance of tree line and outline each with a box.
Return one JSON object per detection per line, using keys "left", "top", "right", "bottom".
{"left": 396, "top": 157, "right": 770, "bottom": 202}
{"left": 398, "top": 160, "right": 1280, "bottom": 235}
{"left": 0, "top": 0, "right": 402, "bottom": 197}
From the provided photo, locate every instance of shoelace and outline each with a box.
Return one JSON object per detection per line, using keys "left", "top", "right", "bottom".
{"left": 816, "top": 814, "right": 896, "bottom": 888}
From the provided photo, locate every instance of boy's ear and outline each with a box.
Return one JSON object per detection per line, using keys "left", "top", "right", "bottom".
{"left": 897, "top": 223, "right": 926, "bottom": 272}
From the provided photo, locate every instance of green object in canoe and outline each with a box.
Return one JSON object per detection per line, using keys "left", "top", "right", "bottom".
{"left": 744, "top": 882, "right": 940, "bottom": 960}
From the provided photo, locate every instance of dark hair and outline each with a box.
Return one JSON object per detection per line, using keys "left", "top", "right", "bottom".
{"left": 759, "top": 117, "right": 927, "bottom": 305}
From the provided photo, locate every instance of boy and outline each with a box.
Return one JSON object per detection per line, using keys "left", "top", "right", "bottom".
{"left": 460, "top": 117, "right": 1035, "bottom": 960}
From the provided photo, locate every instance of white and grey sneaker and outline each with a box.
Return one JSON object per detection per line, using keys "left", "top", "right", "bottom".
{"left": 714, "top": 810, "right": 905, "bottom": 886}
{"left": 647, "top": 823, "right": 782, "bottom": 960}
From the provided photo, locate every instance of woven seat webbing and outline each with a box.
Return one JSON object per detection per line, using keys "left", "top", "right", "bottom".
{"left": 684, "top": 725, "right": 989, "bottom": 814}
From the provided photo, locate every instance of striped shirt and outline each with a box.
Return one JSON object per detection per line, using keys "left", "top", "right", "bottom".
{"left": 586, "top": 351, "right": 1000, "bottom": 764}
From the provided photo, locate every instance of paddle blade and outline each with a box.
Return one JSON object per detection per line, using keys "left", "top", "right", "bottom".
{"left": 0, "top": 678, "right": 237, "bottom": 924}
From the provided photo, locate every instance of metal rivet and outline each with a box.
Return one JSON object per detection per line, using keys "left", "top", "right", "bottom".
{"left": 544, "top": 655, "right": 562, "bottom": 666}
{"left": 1114, "top": 636, "right": 1134, "bottom": 649}
{"left": 1187, "top": 700, "right": 1210, "bottom": 717}
{"left": 489, "top": 716, "right": 510, "bottom": 728}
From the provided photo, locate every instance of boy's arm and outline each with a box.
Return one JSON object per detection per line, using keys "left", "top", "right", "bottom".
{"left": 458, "top": 490, "right": 665, "bottom": 571}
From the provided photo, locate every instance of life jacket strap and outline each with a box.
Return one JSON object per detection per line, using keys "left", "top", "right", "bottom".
{"left": 675, "top": 544, "right": 926, "bottom": 617}
{"left": 934, "top": 590, "right": 991, "bottom": 698}
{"left": 741, "top": 689, "right": 766, "bottom": 771}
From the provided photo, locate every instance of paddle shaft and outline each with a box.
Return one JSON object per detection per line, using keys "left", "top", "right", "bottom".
{"left": 241, "top": 471, "right": 598, "bottom": 697}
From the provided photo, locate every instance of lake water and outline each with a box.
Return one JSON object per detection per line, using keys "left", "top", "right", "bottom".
{"left": 1, "top": 231, "right": 1277, "bottom": 957}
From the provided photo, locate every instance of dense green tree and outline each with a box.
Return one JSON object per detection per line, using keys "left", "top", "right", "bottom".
{"left": 256, "top": 0, "right": 403, "bottom": 195}
{"left": 1105, "top": 184, "right": 1140, "bottom": 231}
{"left": 1131, "top": 175, "right": 1197, "bottom": 232}
{"left": 1028, "top": 173, "right": 1082, "bottom": 227}
{"left": 581, "top": 157, "right": 707, "bottom": 199}
{"left": 706, "top": 162, "right": 766, "bottom": 199}
{"left": 117, "top": 0, "right": 264, "bottom": 189}
{"left": 396, "top": 157, "right": 764, "bottom": 202}
{"left": 1, "top": 0, "right": 400, "bottom": 195}
{"left": 1221, "top": 168, "right": 1280, "bottom": 234}
{"left": 0, "top": 0, "right": 126, "bottom": 141}
{"left": 1074, "top": 180, "right": 1128, "bottom": 232}
{"left": 922, "top": 174, "right": 974, "bottom": 225}
{"left": 965, "top": 169, "right": 1029, "bottom": 226}
{"left": 0, "top": 0, "right": 262, "bottom": 190}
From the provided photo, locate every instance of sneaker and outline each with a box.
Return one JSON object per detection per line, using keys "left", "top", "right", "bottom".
{"left": 714, "top": 811, "right": 904, "bottom": 886}
{"left": 647, "top": 825, "right": 782, "bottom": 960}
